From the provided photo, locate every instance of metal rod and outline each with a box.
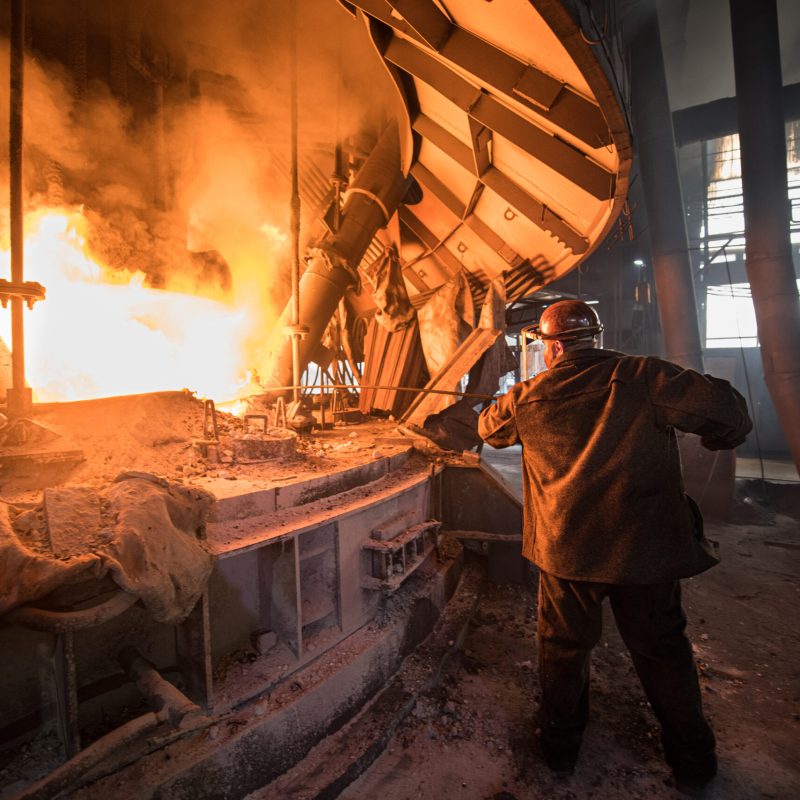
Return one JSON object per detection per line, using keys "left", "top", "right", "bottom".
{"left": 6, "top": 590, "right": 139, "bottom": 632}
{"left": 289, "top": 1, "right": 302, "bottom": 405}
{"left": 8, "top": 713, "right": 160, "bottom": 800}
{"left": 242, "top": 383, "right": 495, "bottom": 402}
{"left": 118, "top": 646, "right": 203, "bottom": 728}
{"left": 54, "top": 631, "right": 80, "bottom": 758}
{"left": 9, "top": 0, "right": 29, "bottom": 416}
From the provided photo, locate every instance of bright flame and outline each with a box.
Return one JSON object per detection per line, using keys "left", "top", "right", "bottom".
{"left": 0, "top": 208, "right": 265, "bottom": 403}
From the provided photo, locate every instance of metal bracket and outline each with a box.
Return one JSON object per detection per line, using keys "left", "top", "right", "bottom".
{"left": 194, "top": 399, "right": 220, "bottom": 459}
{"left": 273, "top": 397, "right": 288, "bottom": 429}
{"left": 0, "top": 279, "right": 45, "bottom": 309}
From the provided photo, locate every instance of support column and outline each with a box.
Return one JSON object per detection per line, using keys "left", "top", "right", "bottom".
{"left": 627, "top": 0, "right": 704, "bottom": 372}
{"left": 730, "top": 0, "right": 800, "bottom": 472}
{"left": 7, "top": 0, "right": 32, "bottom": 417}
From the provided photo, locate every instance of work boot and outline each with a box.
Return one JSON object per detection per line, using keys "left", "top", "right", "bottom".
{"left": 671, "top": 751, "right": 718, "bottom": 797}
{"left": 538, "top": 731, "right": 579, "bottom": 778}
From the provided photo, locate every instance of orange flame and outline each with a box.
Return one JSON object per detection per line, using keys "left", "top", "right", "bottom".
{"left": 0, "top": 208, "right": 269, "bottom": 403}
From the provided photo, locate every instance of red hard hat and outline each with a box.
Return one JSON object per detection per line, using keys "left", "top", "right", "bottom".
{"left": 534, "top": 300, "right": 603, "bottom": 342}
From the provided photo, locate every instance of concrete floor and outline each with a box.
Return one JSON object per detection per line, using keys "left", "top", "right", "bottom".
{"left": 340, "top": 496, "right": 800, "bottom": 800}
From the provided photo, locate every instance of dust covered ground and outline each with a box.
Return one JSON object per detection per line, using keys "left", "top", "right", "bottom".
{"left": 342, "top": 516, "right": 800, "bottom": 800}
{"left": 1, "top": 396, "right": 798, "bottom": 799}
{"left": 0, "top": 392, "right": 401, "bottom": 504}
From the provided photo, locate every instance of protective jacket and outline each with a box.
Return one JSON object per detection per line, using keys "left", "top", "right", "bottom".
{"left": 478, "top": 348, "right": 752, "bottom": 584}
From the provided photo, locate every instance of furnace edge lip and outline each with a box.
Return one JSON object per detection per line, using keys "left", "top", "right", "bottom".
{"left": 207, "top": 447, "right": 421, "bottom": 558}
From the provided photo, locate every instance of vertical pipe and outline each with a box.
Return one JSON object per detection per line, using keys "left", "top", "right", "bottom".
{"left": 627, "top": 0, "right": 704, "bottom": 372}
{"left": 289, "top": 2, "right": 302, "bottom": 404}
{"left": 263, "top": 123, "right": 407, "bottom": 391}
{"left": 9, "top": 0, "right": 31, "bottom": 417}
{"left": 730, "top": 0, "right": 800, "bottom": 471}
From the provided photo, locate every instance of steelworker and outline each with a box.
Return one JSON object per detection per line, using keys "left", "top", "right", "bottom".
{"left": 478, "top": 300, "right": 752, "bottom": 794}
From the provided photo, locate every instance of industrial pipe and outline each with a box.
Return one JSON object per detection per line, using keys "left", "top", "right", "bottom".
{"left": 627, "top": 0, "right": 704, "bottom": 372}
{"left": 730, "top": 0, "right": 800, "bottom": 472}
{"left": 118, "top": 646, "right": 204, "bottom": 728}
{"left": 7, "top": 712, "right": 160, "bottom": 800}
{"left": 263, "top": 122, "right": 409, "bottom": 391}
{"left": 7, "top": 649, "right": 207, "bottom": 800}
{"left": 5, "top": 590, "right": 139, "bottom": 633}
{"left": 288, "top": 1, "right": 304, "bottom": 404}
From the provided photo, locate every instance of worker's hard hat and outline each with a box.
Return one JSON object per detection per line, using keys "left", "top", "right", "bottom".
{"left": 530, "top": 300, "right": 604, "bottom": 342}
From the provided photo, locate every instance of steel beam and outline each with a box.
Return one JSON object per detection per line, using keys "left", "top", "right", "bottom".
{"left": 413, "top": 114, "right": 473, "bottom": 171}
{"left": 413, "top": 115, "right": 588, "bottom": 253}
{"left": 463, "top": 214, "right": 524, "bottom": 267}
{"left": 385, "top": 36, "right": 614, "bottom": 200}
{"left": 480, "top": 168, "right": 588, "bottom": 254}
{"left": 411, "top": 163, "right": 467, "bottom": 218}
{"left": 384, "top": 0, "right": 452, "bottom": 49}
{"left": 353, "top": 0, "right": 611, "bottom": 148}
{"left": 410, "top": 165, "right": 523, "bottom": 267}
{"left": 399, "top": 206, "right": 463, "bottom": 276}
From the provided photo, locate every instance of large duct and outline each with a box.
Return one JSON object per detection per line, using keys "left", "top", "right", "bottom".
{"left": 730, "top": 0, "right": 800, "bottom": 472}
{"left": 263, "top": 122, "right": 409, "bottom": 391}
{"left": 627, "top": 0, "right": 704, "bottom": 372}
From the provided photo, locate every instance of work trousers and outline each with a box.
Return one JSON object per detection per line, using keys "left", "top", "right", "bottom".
{"left": 536, "top": 571, "right": 716, "bottom": 772}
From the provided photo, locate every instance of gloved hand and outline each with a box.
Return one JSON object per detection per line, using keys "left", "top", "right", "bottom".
{"left": 700, "top": 434, "right": 747, "bottom": 451}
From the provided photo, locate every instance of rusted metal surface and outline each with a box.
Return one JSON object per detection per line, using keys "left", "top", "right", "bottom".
{"left": 175, "top": 590, "right": 214, "bottom": 712}
{"left": 440, "top": 462, "right": 523, "bottom": 538}
{"left": 118, "top": 646, "right": 204, "bottom": 727}
{"left": 360, "top": 318, "right": 427, "bottom": 417}
{"left": 362, "top": 519, "right": 441, "bottom": 591}
{"left": 5, "top": 590, "right": 139, "bottom": 633}
{"left": 53, "top": 631, "right": 80, "bottom": 758}
{"left": 442, "top": 529, "right": 522, "bottom": 544}
{"left": 7, "top": 713, "right": 160, "bottom": 800}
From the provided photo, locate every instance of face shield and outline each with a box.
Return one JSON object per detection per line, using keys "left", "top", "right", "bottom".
{"left": 520, "top": 321, "right": 604, "bottom": 379}
{"left": 520, "top": 326, "right": 547, "bottom": 379}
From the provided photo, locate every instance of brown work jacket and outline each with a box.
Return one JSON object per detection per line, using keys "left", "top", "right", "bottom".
{"left": 478, "top": 348, "right": 752, "bottom": 584}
